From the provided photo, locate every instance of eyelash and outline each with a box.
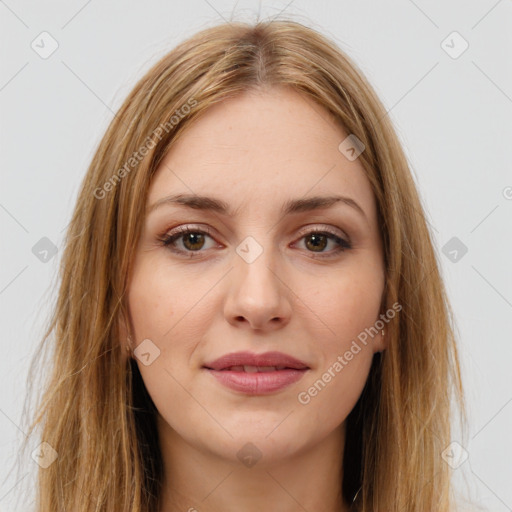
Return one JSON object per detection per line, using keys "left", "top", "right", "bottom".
{"left": 158, "top": 225, "right": 352, "bottom": 260}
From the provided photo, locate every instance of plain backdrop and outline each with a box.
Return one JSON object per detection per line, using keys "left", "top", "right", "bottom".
{"left": 1, "top": 1, "right": 511, "bottom": 511}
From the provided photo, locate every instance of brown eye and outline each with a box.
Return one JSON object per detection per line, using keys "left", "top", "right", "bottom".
{"left": 160, "top": 226, "right": 216, "bottom": 257}
{"left": 160, "top": 225, "right": 351, "bottom": 260}
{"left": 181, "top": 232, "right": 206, "bottom": 251}
{"left": 304, "top": 233, "right": 329, "bottom": 252}
{"left": 295, "top": 228, "right": 352, "bottom": 259}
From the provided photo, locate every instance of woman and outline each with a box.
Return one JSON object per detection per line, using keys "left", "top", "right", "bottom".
{"left": 21, "top": 19, "right": 465, "bottom": 512}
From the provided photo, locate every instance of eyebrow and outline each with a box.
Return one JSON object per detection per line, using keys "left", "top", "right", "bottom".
{"left": 147, "top": 193, "right": 367, "bottom": 220}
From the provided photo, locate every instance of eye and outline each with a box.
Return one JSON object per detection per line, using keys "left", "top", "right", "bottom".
{"left": 159, "top": 225, "right": 217, "bottom": 257}
{"left": 159, "top": 225, "right": 352, "bottom": 259}
{"left": 293, "top": 227, "right": 352, "bottom": 259}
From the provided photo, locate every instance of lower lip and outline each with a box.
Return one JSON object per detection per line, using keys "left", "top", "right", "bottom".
{"left": 205, "top": 368, "right": 308, "bottom": 394}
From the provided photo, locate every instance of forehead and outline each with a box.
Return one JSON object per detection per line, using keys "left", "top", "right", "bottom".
{"left": 148, "top": 87, "right": 376, "bottom": 220}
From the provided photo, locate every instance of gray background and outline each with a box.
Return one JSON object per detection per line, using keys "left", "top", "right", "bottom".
{"left": 1, "top": 1, "right": 511, "bottom": 510}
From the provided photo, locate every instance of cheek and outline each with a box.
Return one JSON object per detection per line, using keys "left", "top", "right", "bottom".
{"left": 128, "top": 257, "right": 189, "bottom": 343}
{"left": 308, "top": 265, "right": 384, "bottom": 345}
{"left": 128, "top": 256, "right": 217, "bottom": 338}
{"left": 127, "top": 266, "right": 198, "bottom": 424}
{"left": 297, "top": 311, "right": 376, "bottom": 432}
{"left": 295, "top": 267, "right": 382, "bottom": 415}
{"left": 127, "top": 260, "right": 206, "bottom": 392}
{"left": 297, "top": 351, "right": 374, "bottom": 440}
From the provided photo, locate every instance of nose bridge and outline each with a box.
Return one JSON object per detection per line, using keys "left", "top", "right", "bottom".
{"left": 234, "top": 232, "right": 281, "bottom": 298}
{"left": 224, "top": 231, "right": 292, "bottom": 329}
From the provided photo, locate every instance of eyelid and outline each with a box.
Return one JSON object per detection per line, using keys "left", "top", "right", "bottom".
{"left": 160, "top": 224, "right": 219, "bottom": 246}
{"left": 294, "top": 224, "right": 350, "bottom": 243}
{"left": 162, "top": 223, "right": 349, "bottom": 242}
{"left": 159, "top": 223, "right": 352, "bottom": 258}
{"left": 167, "top": 223, "right": 214, "bottom": 237}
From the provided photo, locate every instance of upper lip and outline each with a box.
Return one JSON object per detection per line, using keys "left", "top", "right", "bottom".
{"left": 203, "top": 351, "right": 310, "bottom": 371}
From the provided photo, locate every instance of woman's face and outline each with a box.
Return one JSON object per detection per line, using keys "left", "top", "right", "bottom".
{"left": 123, "top": 86, "right": 386, "bottom": 467}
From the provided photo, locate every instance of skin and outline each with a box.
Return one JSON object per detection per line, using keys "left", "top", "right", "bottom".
{"left": 121, "top": 86, "right": 386, "bottom": 512}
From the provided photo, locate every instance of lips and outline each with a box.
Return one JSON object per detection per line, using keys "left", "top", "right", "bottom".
{"left": 218, "top": 365, "right": 290, "bottom": 372}
{"left": 203, "top": 351, "right": 310, "bottom": 394}
{"left": 203, "top": 351, "right": 310, "bottom": 371}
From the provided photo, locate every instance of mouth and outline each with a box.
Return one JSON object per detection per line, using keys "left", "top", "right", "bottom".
{"left": 207, "top": 365, "right": 303, "bottom": 372}
{"left": 203, "top": 350, "right": 310, "bottom": 371}
{"left": 203, "top": 367, "right": 309, "bottom": 394}
{"left": 202, "top": 351, "right": 310, "bottom": 394}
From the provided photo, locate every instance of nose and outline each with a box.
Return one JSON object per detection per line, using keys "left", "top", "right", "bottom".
{"left": 223, "top": 247, "right": 292, "bottom": 332}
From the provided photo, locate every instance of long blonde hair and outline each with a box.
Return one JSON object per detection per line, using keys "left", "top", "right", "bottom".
{"left": 18, "top": 19, "right": 465, "bottom": 511}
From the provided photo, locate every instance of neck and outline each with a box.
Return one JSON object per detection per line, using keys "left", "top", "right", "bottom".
{"left": 156, "top": 416, "right": 351, "bottom": 512}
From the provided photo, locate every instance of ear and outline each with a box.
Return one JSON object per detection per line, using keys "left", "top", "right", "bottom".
{"left": 372, "top": 325, "right": 388, "bottom": 353}
{"left": 372, "top": 302, "right": 389, "bottom": 354}
{"left": 118, "top": 308, "right": 133, "bottom": 358}
{"left": 373, "top": 287, "right": 389, "bottom": 353}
